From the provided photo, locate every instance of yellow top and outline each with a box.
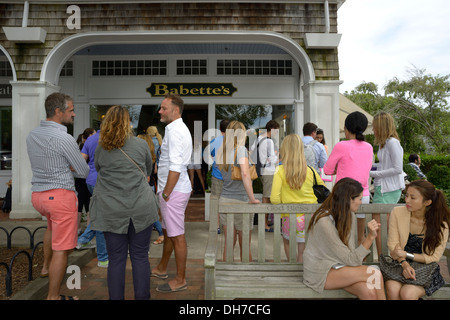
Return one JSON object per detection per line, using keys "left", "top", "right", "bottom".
{"left": 270, "top": 165, "right": 325, "bottom": 217}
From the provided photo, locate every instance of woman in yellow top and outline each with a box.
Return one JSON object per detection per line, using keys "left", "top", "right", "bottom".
{"left": 270, "top": 134, "right": 326, "bottom": 262}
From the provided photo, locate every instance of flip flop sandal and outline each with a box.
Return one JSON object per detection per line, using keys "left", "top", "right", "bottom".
{"left": 151, "top": 272, "right": 169, "bottom": 279}
{"left": 156, "top": 283, "right": 187, "bottom": 293}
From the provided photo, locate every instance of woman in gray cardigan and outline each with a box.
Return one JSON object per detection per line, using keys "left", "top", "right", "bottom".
{"left": 370, "top": 112, "right": 405, "bottom": 255}
{"left": 90, "top": 105, "right": 159, "bottom": 300}
{"left": 303, "top": 178, "right": 386, "bottom": 300}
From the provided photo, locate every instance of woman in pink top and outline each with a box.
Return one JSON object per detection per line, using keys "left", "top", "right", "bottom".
{"left": 323, "top": 111, "right": 373, "bottom": 244}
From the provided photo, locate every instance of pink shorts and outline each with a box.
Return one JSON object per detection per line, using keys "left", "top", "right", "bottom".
{"left": 158, "top": 191, "right": 190, "bottom": 237}
{"left": 32, "top": 189, "right": 78, "bottom": 251}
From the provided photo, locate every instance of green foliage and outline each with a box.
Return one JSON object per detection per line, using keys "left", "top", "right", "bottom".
{"left": 252, "top": 177, "right": 263, "bottom": 194}
{"left": 345, "top": 66, "right": 450, "bottom": 154}
{"left": 206, "top": 167, "right": 212, "bottom": 191}
{"left": 426, "top": 165, "right": 450, "bottom": 190}
{"left": 403, "top": 162, "right": 418, "bottom": 182}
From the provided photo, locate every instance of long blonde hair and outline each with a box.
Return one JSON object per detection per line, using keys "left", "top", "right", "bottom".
{"left": 137, "top": 133, "right": 156, "bottom": 163}
{"left": 217, "top": 120, "right": 247, "bottom": 172}
{"left": 146, "top": 126, "right": 162, "bottom": 146}
{"left": 372, "top": 112, "right": 400, "bottom": 148}
{"left": 100, "top": 105, "right": 133, "bottom": 150}
{"left": 280, "top": 134, "right": 307, "bottom": 189}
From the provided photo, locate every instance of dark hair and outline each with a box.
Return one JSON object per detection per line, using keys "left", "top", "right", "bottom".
{"left": 265, "top": 120, "right": 280, "bottom": 131}
{"left": 82, "top": 128, "right": 95, "bottom": 140}
{"left": 409, "top": 153, "right": 419, "bottom": 163}
{"left": 405, "top": 180, "right": 450, "bottom": 255}
{"left": 164, "top": 93, "right": 184, "bottom": 114}
{"left": 344, "top": 111, "right": 368, "bottom": 141}
{"left": 308, "top": 178, "right": 364, "bottom": 246}
{"left": 303, "top": 122, "right": 318, "bottom": 136}
{"left": 316, "top": 128, "right": 326, "bottom": 145}
{"left": 220, "top": 119, "right": 230, "bottom": 133}
{"left": 45, "top": 92, "right": 72, "bottom": 118}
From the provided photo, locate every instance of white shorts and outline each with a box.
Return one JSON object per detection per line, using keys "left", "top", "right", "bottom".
{"left": 356, "top": 195, "right": 370, "bottom": 219}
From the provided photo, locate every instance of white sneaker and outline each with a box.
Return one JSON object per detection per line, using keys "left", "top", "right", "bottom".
{"left": 98, "top": 260, "right": 109, "bottom": 268}
{"left": 75, "top": 242, "right": 95, "bottom": 250}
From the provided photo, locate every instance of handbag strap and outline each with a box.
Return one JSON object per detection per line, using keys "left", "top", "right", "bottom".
{"left": 118, "top": 147, "right": 147, "bottom": 180}
{"left": 232, "top": 147, "right": 254, "bottom": 167}
{"left": 308, "top": 165, "right": 318, "bottom": 185}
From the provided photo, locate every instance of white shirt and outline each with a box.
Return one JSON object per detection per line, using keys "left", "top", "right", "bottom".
{"left": 250, "top": 134, "right": 278, "bottom": 175}
{"left": 157, "top": 118, "right": 192, "bottom": 193}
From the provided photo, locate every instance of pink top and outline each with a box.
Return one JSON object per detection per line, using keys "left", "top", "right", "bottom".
{"left": 323, "top": 140, "right": 373, "bottom": 196}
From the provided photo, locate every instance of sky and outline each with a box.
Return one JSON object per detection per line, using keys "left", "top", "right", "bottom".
{"left": 337, "top": 0, "right": 450, "bottom": 94}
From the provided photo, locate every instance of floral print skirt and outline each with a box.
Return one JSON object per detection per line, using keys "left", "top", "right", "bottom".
{"left": 281, "top": 214, "right": 305, "bottom": 243}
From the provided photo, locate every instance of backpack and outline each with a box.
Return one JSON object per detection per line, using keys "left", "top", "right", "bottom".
{"left": 304, "top": 139, "right": 319, "bottom": 171}
{"left": 255, "top": 137, "right": 271, "bottom": 177}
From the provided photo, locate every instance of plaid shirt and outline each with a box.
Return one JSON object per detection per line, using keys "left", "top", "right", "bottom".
{"left": 408, "top": 162, "right": 427, "bottom": 179}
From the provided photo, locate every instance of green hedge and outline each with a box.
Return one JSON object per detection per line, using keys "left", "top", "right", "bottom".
{"left": 403, "top": 154, "right": 450, "bottom": 206}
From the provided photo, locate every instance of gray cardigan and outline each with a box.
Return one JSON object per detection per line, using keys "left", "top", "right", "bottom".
{"left": 370, "top": 137, "right": 405, "bottom": 193}
{"left": 90, "top": 136, "right": 159, "bottom": 234}
{"left": 303, "top": 214, "right": 371, "bottom": 293}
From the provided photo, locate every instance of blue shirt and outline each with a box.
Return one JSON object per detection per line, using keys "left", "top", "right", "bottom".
{"left": 302, "top": 136, "right": 328, "bottom": 169}
{"left": 81, "top": 131, "right": 100, "bottom": 186}
{"left": 210, "top": 135, "right": 224, "bottom": 180}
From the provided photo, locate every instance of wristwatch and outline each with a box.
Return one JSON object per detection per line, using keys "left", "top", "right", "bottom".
{"left": 162, "top": 193, "right": 169, "bottom": 199}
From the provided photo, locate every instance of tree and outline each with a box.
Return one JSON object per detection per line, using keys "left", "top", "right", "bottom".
{"left": 384, "top": 66, "right": 450, "bottom": 154}
{"left": 344, "top": 82, "right": 388, "bottom": 115}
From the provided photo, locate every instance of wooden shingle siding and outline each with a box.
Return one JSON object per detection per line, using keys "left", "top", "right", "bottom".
{"left": 0, "top": 2, "right": 339, "bottom": 81}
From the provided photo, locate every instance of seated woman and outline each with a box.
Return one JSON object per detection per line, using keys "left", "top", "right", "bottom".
{"left": 385, "top": 180, "right": 449, "bottom": 300}
{"left": 303, "top": 178, "right": 386, "bottom": 300}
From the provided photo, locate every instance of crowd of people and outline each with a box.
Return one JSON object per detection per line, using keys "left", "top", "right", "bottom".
{"left": 26, "top": 92, "right": 449, "bottom": 300}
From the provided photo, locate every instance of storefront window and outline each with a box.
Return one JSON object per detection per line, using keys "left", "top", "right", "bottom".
{"left": 89, "top": 104, "right": 163, "bottom": 135}
{"left": 215, "top": 104, "right": 293, "bottom": 139}
{"left": 0, "top": 106, "right": 12, "bottom": 170}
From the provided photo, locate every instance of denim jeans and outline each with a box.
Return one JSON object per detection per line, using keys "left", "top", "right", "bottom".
{"left": 77, "top": 183, "right": 108, "bottom": 262}
{"left": 78, "top": 223, "right": 108, "bottom": 262}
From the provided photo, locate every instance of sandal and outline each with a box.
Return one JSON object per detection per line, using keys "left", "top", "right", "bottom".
{"left": 153, "top": 236, "right": 164, "bottom": 245}
{"left": 60, "top": 295, "right": 78, "bottom": 300}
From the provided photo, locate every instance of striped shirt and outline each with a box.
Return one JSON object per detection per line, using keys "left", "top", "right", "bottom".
{"left": 26, "top": 120, "right": 89, "bottom": 192}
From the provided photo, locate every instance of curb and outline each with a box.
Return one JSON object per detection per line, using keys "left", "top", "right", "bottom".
{"left": 10, "top": 248, "right": 96, "bottom": 300}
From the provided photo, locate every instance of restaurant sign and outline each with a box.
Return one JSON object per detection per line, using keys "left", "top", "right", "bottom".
{"left": 147, "top": 83, "right": 237, "bottom": 97}
{"left": 0, "top": 84, "right": 12, "bottom": 98}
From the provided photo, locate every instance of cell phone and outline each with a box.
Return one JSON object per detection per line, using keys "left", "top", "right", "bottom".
{"left": 332, "top": 263, "right": 345, "bottom": 270}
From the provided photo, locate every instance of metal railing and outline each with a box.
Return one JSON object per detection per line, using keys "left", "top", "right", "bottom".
{"left": 0, "top": 226, "right": 46, "bottom": 297}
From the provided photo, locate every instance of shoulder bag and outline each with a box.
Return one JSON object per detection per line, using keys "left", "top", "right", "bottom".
{"left": 308, "top": 166, "right": 330, "bottom": 203}
{"left": 231, "top": 148, "right": 258, "bottom": 181}
{"left": 379, "top": 254, "right": 443, "bottom": 290}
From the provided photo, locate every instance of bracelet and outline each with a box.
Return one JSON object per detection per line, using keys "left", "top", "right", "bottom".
{"left": 399, "top": 260, "right": 407, "bottom": 265}
{"left": 405, "top": 252, "right": 415, "bottom": 260}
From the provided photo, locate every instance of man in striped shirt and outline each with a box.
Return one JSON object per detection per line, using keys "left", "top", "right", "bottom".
{"left": 27, "top": 92, "right": 89, "bottom": 300}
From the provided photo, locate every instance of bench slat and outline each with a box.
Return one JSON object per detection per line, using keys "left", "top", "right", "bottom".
{"left": 208, "top": 202, "right": 449, "bottom": 300}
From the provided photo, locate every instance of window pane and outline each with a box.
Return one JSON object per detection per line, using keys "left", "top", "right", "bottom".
{"left": 0, "top": 106, "right": 12, "bottom": 170}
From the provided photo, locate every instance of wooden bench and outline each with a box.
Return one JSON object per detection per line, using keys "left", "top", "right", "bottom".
{"left": 204, "top": 199, "right": 450, "bottom": 300}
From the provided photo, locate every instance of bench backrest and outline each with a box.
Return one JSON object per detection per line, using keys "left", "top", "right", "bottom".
{"left": 211, "top": 199, "right": 402, "bottom": 263}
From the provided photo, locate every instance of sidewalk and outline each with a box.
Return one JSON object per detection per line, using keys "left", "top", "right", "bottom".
{"left": 2, "top": 197, "right": 208, "bottom": 300}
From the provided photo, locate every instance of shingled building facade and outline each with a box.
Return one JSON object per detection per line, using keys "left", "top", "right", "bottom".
{"left": 1, "top": 0, "right": 345, "bottom": 218}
